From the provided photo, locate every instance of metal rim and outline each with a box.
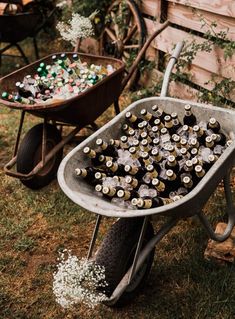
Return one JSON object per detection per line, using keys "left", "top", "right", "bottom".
{"left": 100, "top": 0, "right": 146, "bottom": 86}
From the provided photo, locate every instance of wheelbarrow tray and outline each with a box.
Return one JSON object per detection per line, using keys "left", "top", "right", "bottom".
{"left": 0, "top": 12, "right": 43, "bottom": 43}
{"left": 0, "top": 52, "right": 125, "bottom": 126}
{"left": 58, "top": 96, "right": 235, "bottom": 218}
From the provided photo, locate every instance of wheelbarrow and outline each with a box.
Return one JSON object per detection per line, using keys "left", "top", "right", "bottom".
{"left": 0, "top": 0, "right": 57, "bottom": 65}
{"left": 0, "top": 21, "right": 169, "bottom": 189}
{"left": 57, "top": 42, "right": 235, "bottom": 306}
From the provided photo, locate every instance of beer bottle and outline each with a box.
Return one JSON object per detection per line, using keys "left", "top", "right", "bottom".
{"left": 119, "top": 136, "right": 129, "bottom": 149}
{"left": 171, "top": 112, "right": 181, "bottom": 133}
{"left": 165, "top": 169, "right": 179, "bottom": 193}
{"left": 106, "top": 160, "right": 125, "bottom": 176}
{"left": 150, "top": 148, "right": 162, "bottom": 163}
{"left": 140, "top": 108, "right": 157, "bottom": 126}
{"left": 183, "top": 104, "right": 197, "bottom": 126}
{"left": 117, "top": 189, "right": 139, "bottom": 201}
{"left": 95, "top": 138, "right": 118, "bottom": 157}
{"left": 193, "top": 125, "right": 206, "bottom": 144}
{"left": 129, "top": 146, "right": 139, "bottom": 159}
{"left": 140, "top": 139, "right": 152, "bottom": 153}
{"left": 102, "top": 186, "right": 119, "bottom": 197}
{"left": 83, "top": 146, "right": 102, "bottom": 166}
{"left": 125, "top": 175, "right": 140, "bottom": 189}
{"left": 151, "top": 178, "right": 166, "bottom": 195}
{"left": 98, "top": 154, "right": 114, "bottom": 166}
{"left": 140, "top": 131, "right": 152, "bottom": 144}
{"left": 182, "top": 175, "right": 193, "bottom": 189}
{"left": 125, "top": 111, "right": 142, "bottom": 128}
{"left": 153, "top": 118, "right": 164, "bottom": 129}
{"left": 203, "top": 154, "right": 218, "bottom": 171}
{"left": 205, "top": 136, "right": 214, "bottom": 149}
{"left": 75, "top": 167, "right": 100, "bottom": 185}
{"left": 207, "top": 117, "right": 221, "bottom": 133}
{"left": 135, "top": 196, "right": 173, "bottom": 209}
{"left": 194, "top": 165, "right": 206, "bottom": 180}
{"left": 164, "top": 115, "right": 174, "bottom": 134}
{"left": 165, "top": 155, "right": 179, "bottom": 173}
{"left": 212, "top": 133, "right": 226, "bottom": 146}
{"left": 124, "top": 164, "right": 146, "bottom": 180}
{"left": 171, "top": 134, "right": 181, "bottom": 148}
{"left": 151, "top": 105, "right": 167, "bottom": 121}
{"left": 145, "top": 164, "right": 159, "bottom": 179}
{"left": 188, "top": 137, "right": 199, "bottom": 150}
{"left": 151, "top": 137, "right": 161, "bottom": 148}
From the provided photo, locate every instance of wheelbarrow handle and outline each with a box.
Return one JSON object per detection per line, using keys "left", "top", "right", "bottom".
{"left": 160, "top": 41, "right": 184, "bottom": 97}
{"left": 121, "top": 20, "right": 170, "bottom": 91}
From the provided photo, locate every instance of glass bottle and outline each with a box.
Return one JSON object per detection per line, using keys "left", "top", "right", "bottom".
{"left": 183, "top": 104, "right": 197, "bottom": 126}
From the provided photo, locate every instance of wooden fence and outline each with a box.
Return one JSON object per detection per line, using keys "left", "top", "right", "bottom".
{"left": 140, "top": 0, "right": 235, "bottom": 103}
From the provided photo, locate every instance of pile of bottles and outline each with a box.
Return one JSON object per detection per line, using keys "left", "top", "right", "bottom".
{"left": 75, "top": 104, "right": 233, "bottom": 210}
{"left": 1, "top": 53, "right": 115, "bottom": 105}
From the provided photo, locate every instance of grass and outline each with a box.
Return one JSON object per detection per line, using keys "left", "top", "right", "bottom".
{"left": 0, "top": 30, "right": 235, "bottom": 319}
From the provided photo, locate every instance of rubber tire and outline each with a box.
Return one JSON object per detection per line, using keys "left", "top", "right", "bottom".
{"left": 95, "top": 217, "right": 155, "bottom": 307}
{"left": 16, "top": 123, "right": 63, "bottom": 190}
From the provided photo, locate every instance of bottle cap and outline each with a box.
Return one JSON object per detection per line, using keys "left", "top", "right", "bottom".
{"left": 95, "top": 184, "right": 103, "bottom": 192}
{"left": 195, "top": 165, "right": 202, "bottom": 173}
{"left": 140, "top": 108, "right": 147, "bottom": 115}
{"left": 183, "top": 176, "right": 191, "bottom": 184}
{"left": 184, "top": 104, "right": 191, "bottom": 111}
{"left": 146, "top": 164, "right": 154, "bottom": 172}
{"left": 102, "top": 186, "right": 110, "bottom": 195}
{"left": 166, "top": 169, "right": 174, "bottom": 177}
{"left": 75, "top": 168, "right": 82, "bottom": 176}
{"left": 131, "top": 198, "right": 139, "bottom": 206}
{"left": 117, "top": 189, "right": 125, "bottom": 198}
{"left": 151, "top": 105, "right": 158, "bottom": 111}
{"left": 171, "top": 112, "right": 177, "bottom": 119}
{"left": 96, "top": 138, "right": 103, "bottom": 146}
{"left": 209, "top": 117, "right": 216, "bottom": 125}
{"left": 106, "top": 160, "right": 113, "bottom": 168}
{"left": 152, "top": 178, "right": 160, "bottom": 186}
{"left": 83, "top": 147, "right": 90, "bottom": 154}
{"left": 95, "top": 172, "right": 102, "bottom": 179}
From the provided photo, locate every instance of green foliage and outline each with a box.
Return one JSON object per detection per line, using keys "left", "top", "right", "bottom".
{"left": 173, "top": 8, "right": 235, "bottom": 107}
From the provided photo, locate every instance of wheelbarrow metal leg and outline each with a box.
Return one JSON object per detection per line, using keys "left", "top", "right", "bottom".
{"left": 114, "top": 99, "right": 120, "bottom": 115}
{"left": 42, "top": 118, "right": 48, "bottom": 166}
{"left": 33, "top": 37, "right": 39, "bottom": 59}
{"left": 15, "top": 43, "right": 29, "bottom": 65}
{"left": 87, "top": 214, "right": 102, "bottom": 260}
{"left": 128, "top": 216, "right": 149, "bottom": 284}
{"left": 197, "top": 172, "right": 235, "bottom": 242}
{"left": 223, "top": 170, "right": 235, "bottom": 217}
{"left": 13, "top": 110, "right": 25, "bottom": 157}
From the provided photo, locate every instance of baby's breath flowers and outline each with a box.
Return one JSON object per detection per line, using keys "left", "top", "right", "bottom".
{"left": 57, "top": 13, "right": 95, "bottom": 48}
{"left": 53, "top": 250, "right": 108, "bottom": 309}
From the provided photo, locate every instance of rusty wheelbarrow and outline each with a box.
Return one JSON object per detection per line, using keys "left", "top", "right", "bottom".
{"left": 0, "top": 20, "right": 169, "bottom": 189}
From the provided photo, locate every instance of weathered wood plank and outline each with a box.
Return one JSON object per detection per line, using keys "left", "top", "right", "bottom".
{"left": 172, "top": 63, "right": 235, "bottom": 101}
{"left": 204, "top": 222, "right": 235, "bottom": 263}
{"left": 167, "top": 0, "right": 235, "bottom": 18}
{"left": 141, "top": 0, "right": 161, "bottom": 20}
{"left": 145, "top": 19, "right": 235, "bottom": 80}
{"left": 167, "top": 2, "right": 235, "bottom": 41}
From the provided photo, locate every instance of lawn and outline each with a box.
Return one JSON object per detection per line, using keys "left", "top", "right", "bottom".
{"left": 0, "top": 31, "right": 235, "bottom": 319}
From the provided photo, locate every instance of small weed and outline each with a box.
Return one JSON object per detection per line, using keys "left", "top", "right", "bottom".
{"left": 14, "top": 236, "right": 36, "bottom": 252}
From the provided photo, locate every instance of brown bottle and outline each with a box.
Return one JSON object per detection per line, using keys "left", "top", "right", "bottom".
{"left": 183, "top": 104, "right": 197, "bottom": 126}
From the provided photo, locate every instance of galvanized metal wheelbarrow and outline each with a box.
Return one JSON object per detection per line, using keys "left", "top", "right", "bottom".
{"left": 58, "top": 42, "right": 235, "bottom": 306}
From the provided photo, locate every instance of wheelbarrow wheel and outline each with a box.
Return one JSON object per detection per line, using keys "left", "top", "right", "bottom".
{"left": 16, "top": 123, "right": 63, "bottom": 190}
{"left": 95, "top": 217, "right": 154, "bottom": 306}
{"left": 100, "top": 0, "right": 146, "bottom": 89}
